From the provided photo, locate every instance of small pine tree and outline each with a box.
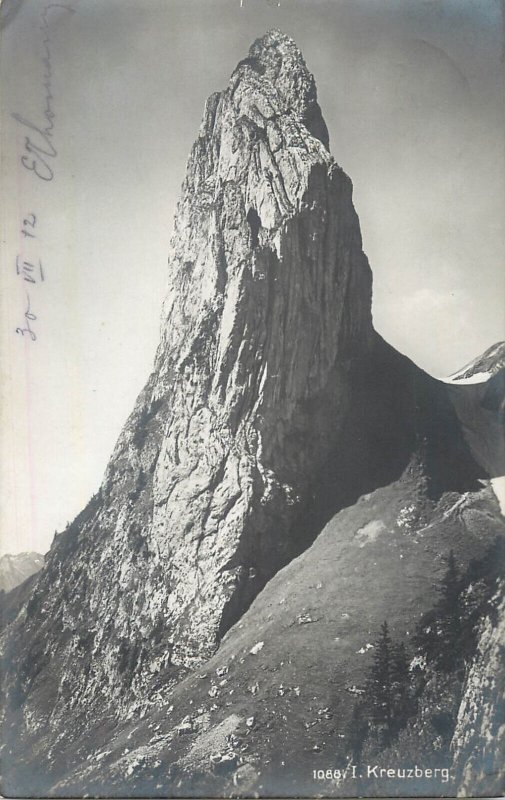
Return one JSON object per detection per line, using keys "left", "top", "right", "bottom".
{"left": 390, "top": 641, "right": 415, "bottom": 733}
{"left": 435, "top": 549, "right": 463, "bottom": 672}
{"left": 365, "top": 621, "right": 394, "bottom": 744}
{"left": 346, "top": 701, "right": 369, "bottom": 763}
{"left": 414, "top": 550, "right": 464, "bottom": 673}
{"left": 360, "top": 622, "right": 416, "bottom": 750}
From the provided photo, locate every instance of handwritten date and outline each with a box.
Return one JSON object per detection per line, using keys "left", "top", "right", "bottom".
{"left": 15, "top": 214, "right": 45, "bottom": 342}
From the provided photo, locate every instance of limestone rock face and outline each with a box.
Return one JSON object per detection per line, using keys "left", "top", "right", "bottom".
{"left": 452, "top": 582, "right": 505, "bottom": 796}
{"left": 1, "top": 29, "right": 375, "bottom": 740}
{"left": 102, "top": 29, "right": 374, "bottom": 666}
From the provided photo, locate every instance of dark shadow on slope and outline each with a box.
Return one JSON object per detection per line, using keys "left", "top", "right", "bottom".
{"left": 218, "top": 332, "right": 489, "bottom": 638}
{"left": 447, "top": 366, "right": 505, "bottom": 480}
{"left": 0, "top": 572, "right": 40, "bottom": 633}
{"left": 288, "top": 334, "right": 487, "bottom": 562}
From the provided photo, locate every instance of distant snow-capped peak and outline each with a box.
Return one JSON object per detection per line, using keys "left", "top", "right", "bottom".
{"left": 444, "top": 341, "right": 505, "bottom": 385}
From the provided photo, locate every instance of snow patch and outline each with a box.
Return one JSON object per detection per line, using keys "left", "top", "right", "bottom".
{"left": 443, "top": 371, "right": 492, "bottom": 385}
{"left": 491, "top": 477, "right": 505, "bottom": 516}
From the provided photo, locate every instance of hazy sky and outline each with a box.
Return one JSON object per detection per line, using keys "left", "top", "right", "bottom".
{"left": 1, "top": 0, "right": 504, "bottom": 555}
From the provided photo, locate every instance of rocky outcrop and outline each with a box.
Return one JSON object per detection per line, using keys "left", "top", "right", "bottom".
{"left": 0, "top": 29, "right": 502, "bottom": 798}
{"left": 452, "top": 582, "right": 505, "bottom": 796}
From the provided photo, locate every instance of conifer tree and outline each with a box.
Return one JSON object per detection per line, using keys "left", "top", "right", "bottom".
{"left": 346, "top": 701, "right": 369, "bottom": 762}
{"left": 414, "top": 550, "right": 464, "bottom": 673}
{"left": 390, "top": 641, "right": 415, "bottom": 733}
{"left": 365, "top": 621, "right": 393, "bottom": 744}
{"left": 435, "top": 549, "right": 463, "bottom": 672}
{"left": 360, "top": 622, "right": 416, "bottom": 748}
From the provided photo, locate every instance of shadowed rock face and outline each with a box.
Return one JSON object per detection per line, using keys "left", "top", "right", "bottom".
{"left": 445, "top": 346, "right": 505, "bottom": 484}
{"left": 0, "top": 30, "right": 500, "bottom": 796}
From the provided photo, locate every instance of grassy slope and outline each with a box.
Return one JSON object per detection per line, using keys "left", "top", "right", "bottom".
{"left": 42, "top": 469, "right": 505, "bottom": 799}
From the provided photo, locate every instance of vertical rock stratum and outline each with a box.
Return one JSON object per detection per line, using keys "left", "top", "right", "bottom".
{"left": 1, "top": 29, "right": 503, "bottom": 798}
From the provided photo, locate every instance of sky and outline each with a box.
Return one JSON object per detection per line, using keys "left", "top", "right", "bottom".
{"left": 1, "top": 0, "right": 504, "bottom": 555}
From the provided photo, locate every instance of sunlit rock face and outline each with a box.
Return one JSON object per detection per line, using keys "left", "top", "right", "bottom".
{"left": 103, "top": 29, "right": 376, "bottom": 666}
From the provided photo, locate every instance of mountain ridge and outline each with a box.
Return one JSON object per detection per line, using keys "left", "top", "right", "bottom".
{"left": 0, "top": 553, "right": 43, "bottom": 594}
{"left": 447, "top": 341, "right": 505, "bottom": 383}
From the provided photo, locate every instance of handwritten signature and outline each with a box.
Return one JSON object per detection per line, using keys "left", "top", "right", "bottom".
{"left": 12, "top": 3, "right": 75, "bottom": 182}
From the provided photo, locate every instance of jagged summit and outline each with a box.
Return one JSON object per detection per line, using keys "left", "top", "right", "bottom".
{"left": 183, "top": 29, "right": 332, "bottom": 250}
{"left": 238, "top": 28, "right": 305, "bottom": 71}
{"left": 251, "top": 28, "right": 298, "bottom": 51}
{"left": 230, "top": 29, "right": 330, "bottom": 149}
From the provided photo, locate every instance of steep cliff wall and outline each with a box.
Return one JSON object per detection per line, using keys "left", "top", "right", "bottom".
{"left": 2, "top": 29, "right": 376, "bottom": 744}
{"left": 452, "top": 582, "right": 505, "bottom": 796}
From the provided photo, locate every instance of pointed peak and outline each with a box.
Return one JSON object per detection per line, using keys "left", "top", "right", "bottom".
{"left": 246, "top": 28, "right": 311, "bottom": 85}
{"left": 249, "top": 28, "right": 306, "bottom": 60}
{"left": 231, "top": 29, "right": 329, "bottom": 149}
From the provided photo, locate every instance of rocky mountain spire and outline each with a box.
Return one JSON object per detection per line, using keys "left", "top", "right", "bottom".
{"left": 111, "top": 26, "right": 374, "bottom": 664}
{"left": 2, "top": 29, "right": 375, "bottom": 740}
